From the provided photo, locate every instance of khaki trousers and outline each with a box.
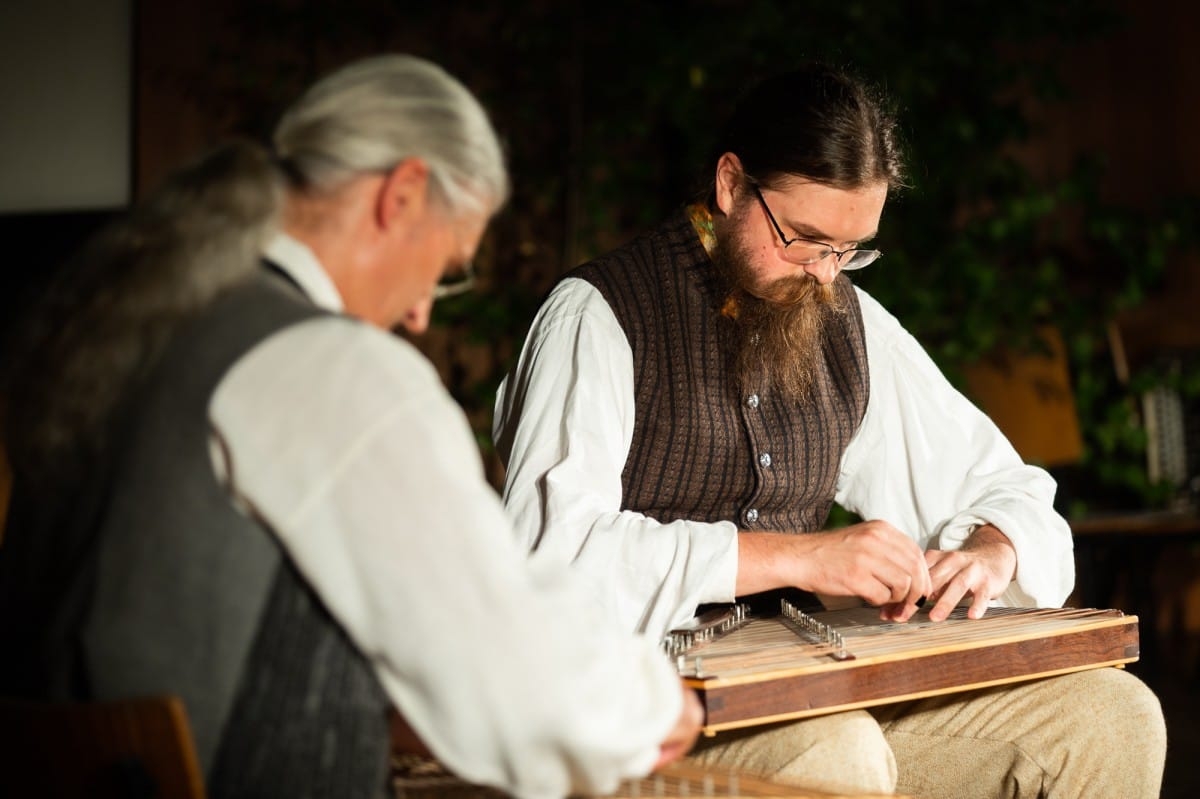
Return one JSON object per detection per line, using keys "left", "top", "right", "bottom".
{"left": 685, "top": 668, "right": 1165, "bottom": 798}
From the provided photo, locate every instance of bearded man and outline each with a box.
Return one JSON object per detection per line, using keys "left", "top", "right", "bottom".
{"left": 493, "top": 63, "right": 1165, "bottom": 799}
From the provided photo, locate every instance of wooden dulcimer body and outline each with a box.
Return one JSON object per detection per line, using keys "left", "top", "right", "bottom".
{"left": 666, "top": 604, "right": 1139, "bottom": 735}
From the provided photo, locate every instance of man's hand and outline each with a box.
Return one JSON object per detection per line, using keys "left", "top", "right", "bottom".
{"left": 737, "top": 520, "right": 932, "bottom": 616}
{"left": 921, "top": 524, "right": 1018, "bottom": 621}
{"left": 653, "top": 683, "right": 704, "bottom": 770}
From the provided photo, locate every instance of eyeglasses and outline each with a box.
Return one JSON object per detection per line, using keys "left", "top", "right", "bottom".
{"left": 749, "top": 184, "right": 881, "bottom": 271}
{"left": 433, "top": 261, "right": 476, "bottom": 300}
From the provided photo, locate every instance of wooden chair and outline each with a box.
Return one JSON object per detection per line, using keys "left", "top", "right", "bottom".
{"left": 961, "top": 325, "right": 1084, "bottom": 469}
{"left": 0, "top": 694, "right": 207, "bottom": 798}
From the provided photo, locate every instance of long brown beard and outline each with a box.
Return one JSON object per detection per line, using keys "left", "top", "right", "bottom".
{"left": 711, "top": 216, "right": 844, "bottom": 403}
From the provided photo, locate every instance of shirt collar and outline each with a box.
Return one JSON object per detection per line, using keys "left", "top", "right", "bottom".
{"left": 263, "top": 232, "right": 345, "bottom": 314}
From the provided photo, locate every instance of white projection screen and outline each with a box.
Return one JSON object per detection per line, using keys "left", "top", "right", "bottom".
{"left": 0, "top": 1, "right": 132, "bottom": 213}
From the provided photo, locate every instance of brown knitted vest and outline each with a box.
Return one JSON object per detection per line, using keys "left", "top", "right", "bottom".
{"left": 569, "top": 210, "right": 870, "bottom": 533}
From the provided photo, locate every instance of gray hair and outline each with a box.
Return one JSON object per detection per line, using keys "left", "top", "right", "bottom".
{"left": 273, "top": 54, "right": 509, "bottom": 218}
{"left": 5, "top": 54, "right": 508, "bottom": 485}
{"left": 2, "top": 141, "right": 281, "bottom": 484}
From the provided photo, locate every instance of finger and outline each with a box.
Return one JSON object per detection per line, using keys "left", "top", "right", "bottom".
{"left": 880, "top": 541, "right": 932, "bottom": 603}
{"left": 927, "top": 580, "right": 966, "bottom": 622}
{"left": 853, "top": 562, "right": 908, "bottom": 607}
{"left": 911, "top": 563, "right": 933, "bottom": 605}
{"left": 898, "top": 556, "right": 932, "bottom": 607}
{"left": 877, "top": 561, "right": 930, "bottom": 613}
{"left": 966, "top": 588, "right": 990, "bottom": 620}
{"left": 861, "top": 581, "right": 900, "bottom": 608}
{"left": 880, "top": 585, "right": 931, "bottom": 623}
{"left": 880, "top": 596, "right": 923, "bottom": 623}
{"left": 926, "top": 552, "right": 976, "bottom": 609}
{"left": 655, "top": 688, "right": 703, "bottom": 768}
{"left": 654, "top": 739, "right": 690, "bottom": 770}
{"left": 925, "top": 548, "right": 964, "bottom": 586}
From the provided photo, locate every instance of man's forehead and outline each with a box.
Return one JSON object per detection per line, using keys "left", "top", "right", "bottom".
{"left": 766, "top": 175, "right": 887, "bottom": 199}
{"left": 764, "top": 180, "right": 887, "bottom": 237}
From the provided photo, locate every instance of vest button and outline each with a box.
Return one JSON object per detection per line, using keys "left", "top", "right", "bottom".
{"left": 744, "top": 508, "right": 759, "bottom": 524}
{"left": 758, "top": 452, "right": 772, "bottom": 468}
{"left": 746, "top": 394, "right": 760, "bottom": 409}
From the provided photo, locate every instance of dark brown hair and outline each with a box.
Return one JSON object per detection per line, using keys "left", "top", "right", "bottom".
{"left": 711, "top": 62, "right": 907, "bottom": 194}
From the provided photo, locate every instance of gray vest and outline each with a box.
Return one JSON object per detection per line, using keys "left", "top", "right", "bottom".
{"left": 569, "top": 211, "right": 870, "bottom": 534}
{"left": 0, "top": 270, "right": 391, "bottom": 797}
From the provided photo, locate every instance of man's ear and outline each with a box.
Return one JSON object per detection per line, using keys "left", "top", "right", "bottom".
{"left": 714, "top": 152, "right": 744, "bottom": 217}
{"left": 376, "top": 158, "right": 431, "bottom": 229}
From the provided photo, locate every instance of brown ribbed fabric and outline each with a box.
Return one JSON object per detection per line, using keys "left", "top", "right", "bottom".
{"left": 569, "top": 210, "right": 869, "bottom": 533}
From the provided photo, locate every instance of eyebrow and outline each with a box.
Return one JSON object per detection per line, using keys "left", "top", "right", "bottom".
{"left": 785, "top": 218, "right": 879, "bottom": 247}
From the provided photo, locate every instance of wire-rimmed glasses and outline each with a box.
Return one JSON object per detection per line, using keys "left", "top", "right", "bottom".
{"left": 433, "top": 261, "right": 476, "bottom": 300}
{"left": 749, "top": 184, "right": 881, "bottom": 271}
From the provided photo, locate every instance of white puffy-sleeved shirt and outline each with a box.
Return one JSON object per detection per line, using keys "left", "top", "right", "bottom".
{"left": 493, "top": 276, "right": 1075, "bottom": 639}
{"left": 206, "top": 234, "right": 682, "bottom": 799}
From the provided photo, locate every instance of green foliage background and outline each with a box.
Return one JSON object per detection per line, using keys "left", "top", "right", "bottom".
{"left": 197, "top": 0, "right": 1199, "bottom": 514}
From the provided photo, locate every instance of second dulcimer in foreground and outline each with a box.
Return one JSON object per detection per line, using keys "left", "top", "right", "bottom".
{"left": 665, "top": 602, "right": 1140, "bottom": 735}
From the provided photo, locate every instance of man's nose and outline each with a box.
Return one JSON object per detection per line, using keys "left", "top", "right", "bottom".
{"left": 400, "top": 297, "right": 434, "bottom": 335}
{"left": 801, "top": 255, "right": 839, "bottom": 285}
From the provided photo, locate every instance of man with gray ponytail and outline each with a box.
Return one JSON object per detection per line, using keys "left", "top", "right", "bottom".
{"left": 0, "top": 54, "right": 700, "bottom": 798}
